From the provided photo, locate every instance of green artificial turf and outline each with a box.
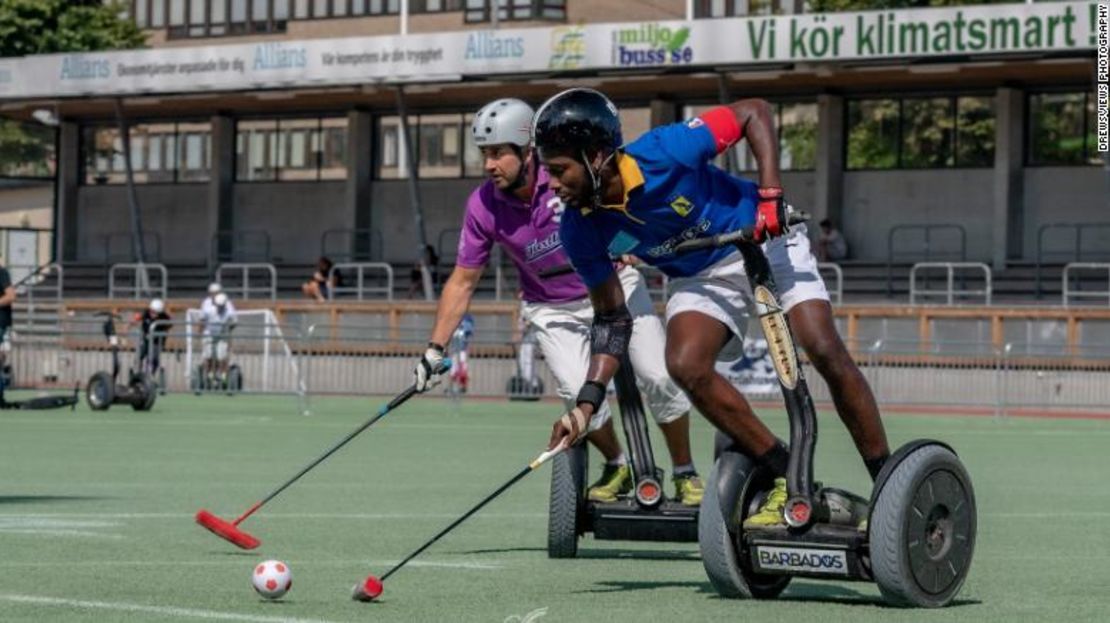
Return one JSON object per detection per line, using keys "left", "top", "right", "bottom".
{"left": 0, "top": 391, "right": 1107, "bottom": 622}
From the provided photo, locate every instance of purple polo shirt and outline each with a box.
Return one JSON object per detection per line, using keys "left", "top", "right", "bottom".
{"left": 456, "top": 168, "right": 589, "bottom": 303}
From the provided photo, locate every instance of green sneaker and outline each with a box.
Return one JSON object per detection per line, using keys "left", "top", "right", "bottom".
{"left": 588, "top": 464, "right": 632, "bottom": 503}
{"left": 742, "top": 477, "right": 788, "bottom": 529}
{"left": 673, "top": 473, "right": 705, "bottom": 506}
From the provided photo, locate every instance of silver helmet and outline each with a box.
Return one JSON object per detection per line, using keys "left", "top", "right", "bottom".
{"left": 471, "top": 98, "right": 534, "bottom": 148}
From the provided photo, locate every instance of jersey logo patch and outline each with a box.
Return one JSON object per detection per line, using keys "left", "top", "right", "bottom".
{"left": 607, "top": 230, "right": 641, "bottom": 257}
{"left": 670, "top": 195, "right": 693, "bottom": 217}
{"left": 686, "top": 117, "right": 704, "bottom": 129}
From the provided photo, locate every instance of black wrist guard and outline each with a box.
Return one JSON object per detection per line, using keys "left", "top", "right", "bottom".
{"left": 575, "top": 381, "right": 607, "bottom": 413}
{"left": 427, "top": 341, "right": 446, "bottom": 354}
{"left": 589, "top": 304, "right": 633, "bottom": 359}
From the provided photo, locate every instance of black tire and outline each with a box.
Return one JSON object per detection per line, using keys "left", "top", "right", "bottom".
{"left": 192, "top": 366, "right": 205, "bottom": 395}
{"left": 85, "top": 372, "right": 114, "bottom": 411}
{"left": 699, "top": 451, "right": 792, "bottom": 599}
{"left": 548, "top": 443, "right": 587, "bottom": 559}
{"left": 131, "top": 374, "right": 157, "bottom": 411}
{"left": 226, "top": 366, "right": 243, "bottom": 395}
{"left": 870, "top": 444, "right": 976, "bottom": 608}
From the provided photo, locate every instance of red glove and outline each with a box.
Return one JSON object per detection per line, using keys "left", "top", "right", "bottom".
{"left": 753, "top": 187, "right": 788, "bottom": 243}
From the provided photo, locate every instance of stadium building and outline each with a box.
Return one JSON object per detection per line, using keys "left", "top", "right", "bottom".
{"left": 0, "top": 0, "right": 1104, "bottom": 299}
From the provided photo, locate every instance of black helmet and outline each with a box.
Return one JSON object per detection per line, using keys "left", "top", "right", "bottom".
{"left": 532, "top": 88, "right": 622, "bottom": 159}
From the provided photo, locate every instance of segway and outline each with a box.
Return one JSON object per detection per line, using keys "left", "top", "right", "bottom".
{"left": 674, "top": 211, "right": 976, "bottom": 608}
{"left": 547, "top": 354, "right": 698, "bottom": 558}
{"left": 506, "top": 329, "right": 544, "bottom": 401}
{"left": 86, "top": 312, "right": 157, "bottom": 411}
{"left": 192, "top": 329, "right": 243, "bottom": 395}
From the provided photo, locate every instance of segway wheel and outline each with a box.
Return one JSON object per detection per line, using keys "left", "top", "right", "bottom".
{"left": 192, "top": 366, "right": 205, "bottom": 395}
{"left": 131, "top": 374, "right": 157, "bottom": 411}
{"left": 548, "top": 443, "right": 587, "bottom": 559}
{"left": 870, "top": 444, "right": 976, "bottom": 608}
{"left": 699, "top": 445, "right": 791, "bottom": 599}
{"left": 226, "top": 366, "right": 243, "bottom": 395}
{"left": 85, "top": 372, "right": 115, "bottom": 411}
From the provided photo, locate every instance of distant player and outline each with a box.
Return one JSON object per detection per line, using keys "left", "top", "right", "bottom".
{"left": 200, "top": 292, "right": 237, "bottom": 385}
{"left": 131, "top": 298, "right": 172, "bottom": 376}
{"left": 449, "top": 313, "right": 475, "bottom": 393}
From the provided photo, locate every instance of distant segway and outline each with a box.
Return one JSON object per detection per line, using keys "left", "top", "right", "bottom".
{"left": 506, "top": 329, "right": 544, "bottom": 401}
{"left": 674, "top": 211, "right": 976, "bottom": 608}
{"left": 86, "top": 312, "right": 157, "bottom": 411}
{"left": 191, "top": 328, "right": 243, "bottom": 396}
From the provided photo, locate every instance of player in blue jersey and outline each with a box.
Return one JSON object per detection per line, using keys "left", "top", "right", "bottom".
{"left": 535, "top": 88, "right": 890, "bottom": 529}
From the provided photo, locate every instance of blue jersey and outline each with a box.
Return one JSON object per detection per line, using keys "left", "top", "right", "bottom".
{"left": 560, "top": 119, "right": 758, "bottom": 289}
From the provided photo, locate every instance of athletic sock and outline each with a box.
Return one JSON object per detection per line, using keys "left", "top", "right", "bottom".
{"left": 672, "top": 463, "right": 698, "bottom": 478}
{"left": 865, "top": 453, "right": 890, "bottom": 481}
{"left": 757, "top": 441, "right": 790, "bottom": 478}
{"left": 606, "top": 453, "right": 627, "bottom": 467}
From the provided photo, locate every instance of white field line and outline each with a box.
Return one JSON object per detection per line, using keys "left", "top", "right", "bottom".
{"left": 0, "top": 593, "right": 345, "bottom": 623}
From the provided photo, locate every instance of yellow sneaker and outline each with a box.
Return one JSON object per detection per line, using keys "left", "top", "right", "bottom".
{"left": 588, "top": 464, "right": 632, "bottom": 503}
{"left": 742, "top": 477, "right": 788, "bottom": 529}
{"left": 673, "top": 473, "right": 705, "bottom": 506}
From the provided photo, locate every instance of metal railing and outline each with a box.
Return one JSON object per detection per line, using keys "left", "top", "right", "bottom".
{"left": 1036, "top": 223, "right": 1110, "bottom": 298}
{"left": 328, "top": 263, "right": 395, "bottom": 301}
{"left": 886, "top": 224, "right": 967, "bottom": 296}
{"left": 1062, "top": 262, "right": 1110, "bottom": 307}
{"left": 320, "top": 228, "right": 384, "bottom": 262}
{"left": 436, "top": 228, "right": 462, "bottom": 268}
{"left": 216, "top": 263, "right": 277, "bottom": 301}
{"left": 909, "top": 262, "right": 992, "bottom": 305}
{"left": 108, "top": 263, "right": 168, "bottom": 300}
{"left": 817, "top": 262, "right": 843, "bottom": 306}
{"left": 17, "top": 263, "right": 63, "bottom": 328}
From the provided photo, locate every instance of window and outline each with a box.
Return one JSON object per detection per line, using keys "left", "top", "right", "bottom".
{"left": 82, "top": 121, "right": 210, "bottom": 185}
{"left": 684, "top": 102, "right": 818, "bottom": 172}
{"left": 1029, "top": 92, "right": 1103, "bottom": 166}
{"left": 236, "top": 116, "right": 348, "bottom": 182}
{"left": 135, "top": 0, "right": 149, "bottom": 27}
{"left": 149, "top": 0, "right": 287, "bottom": 37}
{"left": 378, "top": 114, "right": 483, "bottom": 179}
{"left": 695, "top": 0, "right": 771, "bottom": 18}
{"left": 464, "top": 0, "right": 564, "bottom": 23}
{"left": 847, "top": 96, "right": 995, "bottom": 170}
{"left": 0, "top": 119, "right": 56, "bottom": 179}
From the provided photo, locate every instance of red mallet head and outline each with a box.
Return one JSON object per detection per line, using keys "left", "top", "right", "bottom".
{"left": 351, "top": 575, "right": 384, "bottom": 602}
{"left": 195, "top": 509, "right": 261, "bottom": 550}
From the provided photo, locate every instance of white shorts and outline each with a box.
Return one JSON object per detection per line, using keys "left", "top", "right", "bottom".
{"left": 202, "top": 336, "right": 229, "bottom": 361}
{"left": 665, "top": 225, "right": 829, "bottom": 359}
{"left": 522, "top": 266, "right": 691, "bottom": 430}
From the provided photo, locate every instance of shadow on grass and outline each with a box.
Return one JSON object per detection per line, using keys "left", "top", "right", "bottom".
{"left": 770, "top": 581, "right": 982, "bottom": 609}
{"left": 582, "top": 579, "right": 981, "bottom": 607}
{"left": 456, "top": 546, "right": 699, "bottom": 562}
{"left": 0, "top": 495, "right": 109, "bottom": 505}
{"left": 576, "top": 579, "right": 713, "bottom": 594}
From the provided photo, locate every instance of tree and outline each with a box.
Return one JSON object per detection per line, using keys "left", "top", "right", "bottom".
{"left": 0, "top": 0, "right": 144, "bottom": 178}
{"left": 0, "top": 0, "right": 145, "bottom": 58}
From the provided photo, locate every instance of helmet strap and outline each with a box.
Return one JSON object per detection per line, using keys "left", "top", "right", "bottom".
{"left": 582, "top": 149, "right": 616, "bottom": 209}
{"left": 504, "top": 145, "right": 529, "bottom": 192}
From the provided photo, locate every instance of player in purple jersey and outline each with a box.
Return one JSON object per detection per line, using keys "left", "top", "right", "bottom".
{"left": 412, "top": 99, "right": 704, "bottom": 506}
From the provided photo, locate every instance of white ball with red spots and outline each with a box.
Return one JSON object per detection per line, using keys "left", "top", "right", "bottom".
{"left": 251, "top": 560, "right": 292, "bottom": 600}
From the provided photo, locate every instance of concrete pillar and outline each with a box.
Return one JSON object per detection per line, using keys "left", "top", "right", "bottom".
{"left": 346, "top": 109, "right": 374, "bottom": 259}
{"left": 649, "top": 99, "right": 678, "bottom": 128}
{"left": 208, "top": 115, "right": 235, "bottom": 262}
{"left": 992, "top": 87, "right": 1024, "bottom": 270}
{"left": 55, "top": 121, "right": 80, "bottom": 262}
{"left": 815, "top": 94, "right": 844, "bottom": 227}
